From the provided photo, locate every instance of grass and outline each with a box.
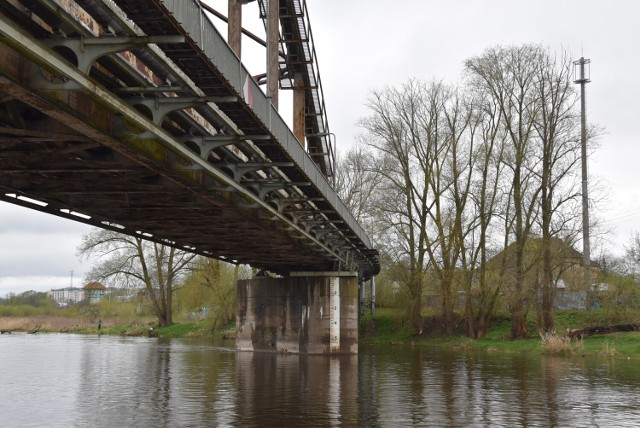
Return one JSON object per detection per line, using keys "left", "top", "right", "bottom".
{"left": 359, "top": 307, "right": 640, "bottom": 359}
{"left": 360, "top": 308, "right": 540, "bottom": 353}
{"left": 4, "top": 303, "right": 640, "bottom": 360}
{"left": 156, "top": 321, "right": 207, "bottom": 338}
{"left": 93, "top": 319, "right": 236, "bottom": 339}
{"left": 0, "top": 315, "right": 93, "bottom": 333}
{"left": 577, "top": 332, "right": 640, "bottom": 358}
{"left": 359, "top": 307, "right": 414, "bottom": 345}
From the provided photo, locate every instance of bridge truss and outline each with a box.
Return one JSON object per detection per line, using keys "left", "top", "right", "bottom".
{"left": 0, "top": 0, "right": 379, "bottom": 279}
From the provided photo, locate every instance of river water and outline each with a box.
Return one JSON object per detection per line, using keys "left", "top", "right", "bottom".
{"left": 1, "top": 334, "right": 639, "bottom": 427}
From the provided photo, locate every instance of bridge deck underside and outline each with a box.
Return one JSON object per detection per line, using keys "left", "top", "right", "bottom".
{"left": 0, "top": 84, "right": 332, "bottom": 271}
{"left": 0, "top": 0, "right": 379, "bottom": 278}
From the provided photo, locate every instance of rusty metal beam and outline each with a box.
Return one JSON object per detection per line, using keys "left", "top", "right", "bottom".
{"left": 0, "top": 0, "right": 379, "bottom": 278}
{"left": 293, "top": 71, "right": 305, "bottom": 146}
{"left": 266, "top": 0, "right": 279, "bottom": 109}
{"left": 228, "top": 0, "right": 242, "bottom": 57}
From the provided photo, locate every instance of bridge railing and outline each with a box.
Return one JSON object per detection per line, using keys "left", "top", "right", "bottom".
{"left": 161, "top": 0, "right": 374, "bottom": 260}
{"left": 257, "top": 0, "right": 335, "bottom": 179}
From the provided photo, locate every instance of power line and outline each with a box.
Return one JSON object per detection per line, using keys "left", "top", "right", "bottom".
{"left": 602, "top": 208, "right": 640, "bottom": 223}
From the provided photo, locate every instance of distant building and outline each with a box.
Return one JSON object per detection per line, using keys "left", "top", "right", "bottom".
{"left": 83, "top": 282, "right": 106, "bottom": 304}
{"left": 49, "top": 288, "right": 85, "bottom": 304}
{"left": 487, "top": 237, "right": 601, "bottom": 310}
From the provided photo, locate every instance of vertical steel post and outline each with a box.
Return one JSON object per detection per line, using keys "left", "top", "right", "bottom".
{"left": 293, "top": 71, "right": 305, "bottom": 146}
{"left": 359, "top": 277, "right": 365, "bottom": 316}
{"left": 266, "top": 0, "right": 279, "bottom": 109}
{"left": 228, "top": 0, "right": 242, "bottom": 57}
{"left": 370, "top": 276, "right": 376, "bottom": 315}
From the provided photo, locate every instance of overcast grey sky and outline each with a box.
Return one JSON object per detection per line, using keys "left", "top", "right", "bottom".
{"left": 1, "top": 0, "right": 639, "bottom": 296}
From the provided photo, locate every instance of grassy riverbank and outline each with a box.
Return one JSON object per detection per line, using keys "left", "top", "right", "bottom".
{"left": 101, "top": 319, "right": 236, "bottom": 339}
{"left": 3, "top": 308, "right": 639, "bottom": 359}
{"left": 0, "top": 315, "right": 233, "bottom": 339}
{"left": 360, "top": 308, "right": 640, "bottom": 359}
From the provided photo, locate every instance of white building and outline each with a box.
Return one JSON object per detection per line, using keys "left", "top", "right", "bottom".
{"left": 49, "top": 288, "right": 85, "bottom": 304}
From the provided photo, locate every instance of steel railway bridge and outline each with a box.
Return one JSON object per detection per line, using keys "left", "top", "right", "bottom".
{"left": 0, "top": 0, "right": 377, "bottom": 353}
{"left": 0, "top": 0, "right": 379, "bottom": 277}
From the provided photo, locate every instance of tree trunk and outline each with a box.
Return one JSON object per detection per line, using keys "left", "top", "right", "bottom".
{"left": 511, "top": 238, "right": 528, "bottom": 339}
{"left": 471, "top": 315, "right": 490, "bottom": 339}
{"left": 541, "top": 242, "right": 555, "bottom": 333}
{"left": 157, "top": 312, "right": 169, "bottom": 327}
{"left": 466, "top": 302, "right": 492, "bottom": 339}
{"left": 165, "top": 276, "right": 173, "bottom": 326}
{"left": 510, "top": 304, "right": 528, "bottom": 339}
{"left": 441, "top": 280, "right": 455, "bottom": 335}
{"left": 408, "top": 271, "right": 423, "bottom": 334}
{"left": 163, "top": 297, "right": 172, "bottom": 326}
{"left": 510, "top": 241, "right": 529, "bottom": 339}
{"left": 540, "top": 136, "right": 554, "bottom": 333}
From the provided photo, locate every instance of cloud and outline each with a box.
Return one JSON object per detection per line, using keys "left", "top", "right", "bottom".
{"left": 0, "top": 201, "right": 92, "bottom": 234}
{"left": 0, "top": 230, "right": 85, "bottom": 276}
{"left": 0, "top": 202, "right": 90, "bottom": 296}
{"left": 0, "top": 275, "right": 78, "bottom": 297}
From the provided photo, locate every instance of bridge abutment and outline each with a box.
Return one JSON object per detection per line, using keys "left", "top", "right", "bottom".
{"left": 236, "top": 272, "right": 359, "bottom": 354}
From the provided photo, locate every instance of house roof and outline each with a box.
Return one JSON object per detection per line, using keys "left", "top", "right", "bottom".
{"left": 83, "top": 282, "right": 106, "bottom": 291}
{"left": 488, "top": 236, "right": 599, "bottom": 269}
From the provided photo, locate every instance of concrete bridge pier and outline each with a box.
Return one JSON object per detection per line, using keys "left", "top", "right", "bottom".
{"left": 236, "top": 272, "right": 359, "bottom": 355}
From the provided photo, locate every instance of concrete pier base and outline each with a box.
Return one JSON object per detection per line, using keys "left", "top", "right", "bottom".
{"left": 236, "top": 272, "right": 359, "bottom": 354}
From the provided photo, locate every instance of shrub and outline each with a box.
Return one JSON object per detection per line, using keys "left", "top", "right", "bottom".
{"left": 540, "top": 332, "right": 573, "bottom": 355}
{"left": 97, "top": 298, "right": 137, "bottom": 319}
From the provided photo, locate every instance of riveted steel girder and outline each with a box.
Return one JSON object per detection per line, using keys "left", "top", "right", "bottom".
{"left": 0, "top": 0, "right": 380, "bottom": 278}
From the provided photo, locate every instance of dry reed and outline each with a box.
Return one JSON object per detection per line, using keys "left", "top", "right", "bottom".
{"left": 540, "top": 332, "right": 574, "bottom": 355}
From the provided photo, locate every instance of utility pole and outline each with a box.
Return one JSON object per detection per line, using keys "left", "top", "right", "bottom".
{"left": 574, "top": 56, "right": 591, "bottom": 303}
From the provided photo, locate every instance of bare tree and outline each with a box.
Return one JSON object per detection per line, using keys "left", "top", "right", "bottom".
{"left": 625, "top": 231, "right": 640, "bottom": 276}
{"left": 466, "top": 45, "right": 544, "bottom": 339}
{"left": 358, "top": 44, "right": 594, "bottom": 339}
{"left": 459, "top": 87, "right": 507, "bottom": 338}
{"left": 466, "top": 45, "right": 588, "bottom": 338}
{"left": 533, "top": 50, "right": 582, "bottom": 333}
{"left": 77, "top": 228, "right": 198, "bottom": 326}
{"left": 360, "top": 79, "right": 478, "bottom": 334}
{"left": 334, "top": 145, "right": 382, "bottom": 223}
{"left": 419, "top": 84, "right": 476, "bottom": 335}
{"left": 360, "top": 80, "right": 434, "bottom": 332}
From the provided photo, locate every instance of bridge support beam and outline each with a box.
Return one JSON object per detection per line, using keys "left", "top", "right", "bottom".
{"left": 266, "top": 0, "right": 279, "bottom": 109}
{"left": 228, "top": 0, "right": 243, "bottom": 57}
{"left": 293, "top": 71, "right": 305, "bottom": 146}
{"left": 236, "top": 272, "right": 359, "bottom": 354}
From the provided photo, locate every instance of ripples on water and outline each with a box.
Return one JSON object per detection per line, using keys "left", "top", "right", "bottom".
{"left": 1, "top": 334, "right": 640, "bottom": 427}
